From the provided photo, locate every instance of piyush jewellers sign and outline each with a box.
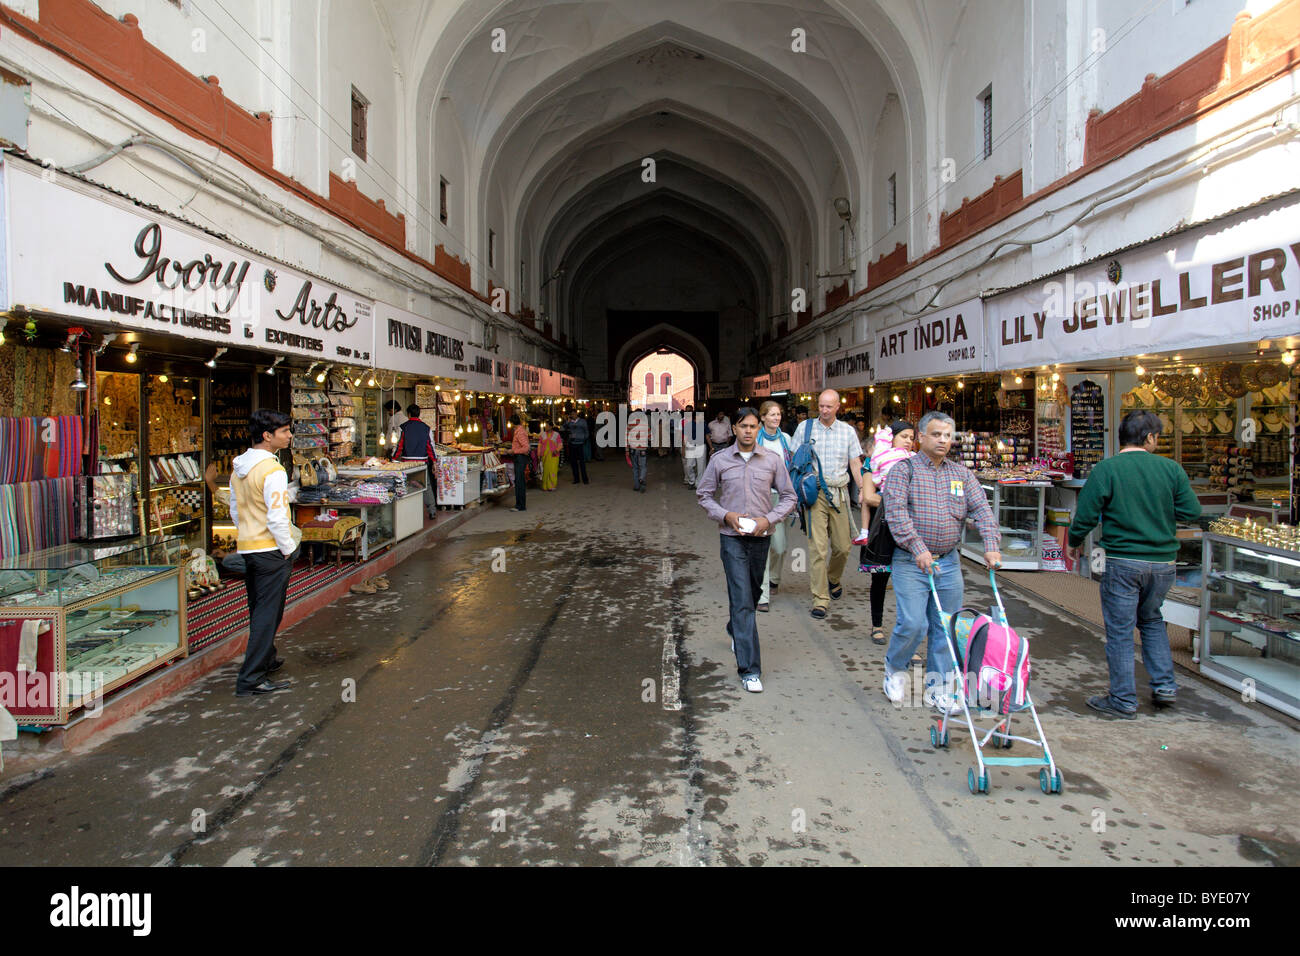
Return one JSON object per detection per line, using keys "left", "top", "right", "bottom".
{"left": 987, "top": 195, "right": 1300, "bottom": 369}
{"left": 875, "top": 298, "right": 984, "bottom": 382}
{"left": 4, "top": 160, "right": 373, "bottom": 361}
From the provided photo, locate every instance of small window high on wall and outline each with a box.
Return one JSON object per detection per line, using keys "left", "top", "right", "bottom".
{"left": 351, "top": 86, "right": 368, "bottom": 161}
{"left": 977, "top": 85, "right": 992, "bottom": 160}
{"left": 488, "top": 229, "right": 496, "bottom": 269}
{"left": 887, "top": 173, "right": 897, "bottom": 228}
{"left": 439, "top": 178, "right": 449, "bottom": 225}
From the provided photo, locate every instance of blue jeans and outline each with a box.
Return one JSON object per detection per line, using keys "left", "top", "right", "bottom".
{"left": 721, "top": 534, "right": 770, "bottom": 678}
{"left": 1098, "top": 556, "right": 1177, "bottom": 710}
{"left": 884, "top": 548, "right": 962, "bottom": 689}
{"left": 631, "top": 449, "right": 647, "bottom": 488}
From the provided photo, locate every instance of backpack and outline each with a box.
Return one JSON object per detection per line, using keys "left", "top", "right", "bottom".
{"left": 952, "top": 610, "right": 1031, "bottom": 715}
{"left": 788, "top": 419, "right": 838, "bottom": 515}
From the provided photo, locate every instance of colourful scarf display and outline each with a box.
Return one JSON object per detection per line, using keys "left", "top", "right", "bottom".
{"left": 0, "top": 477, "right": 75, "bottom": 559}
{"left": 0, "top": 416, "right": 84, "bottom": 483}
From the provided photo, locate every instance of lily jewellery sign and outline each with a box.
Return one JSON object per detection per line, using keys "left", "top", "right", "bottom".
{"left": 986, "top": 195, "right": 1300, "bottom": 369}
{"left": 4, "top": 158, "right": 374, "bottom": 362}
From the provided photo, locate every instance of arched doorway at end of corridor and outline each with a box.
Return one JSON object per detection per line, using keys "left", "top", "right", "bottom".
{"left": 629, "top": 349, "right": 696, "bottom": 410}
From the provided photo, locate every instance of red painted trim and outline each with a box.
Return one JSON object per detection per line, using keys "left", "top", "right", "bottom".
{"left": 866, "top": 242, "right": 909, "bottom": 288}
{"left": 0, "top": 0, "right": 543, "bottom": 339}
{"left": 824, "top": 280, "right": 850, "bottom": 312}
{"left": 804, "top": 0, "right": 1300, "bottom": 325}
{"left": 328, "top": 172, "right": 405, "bottom": 249}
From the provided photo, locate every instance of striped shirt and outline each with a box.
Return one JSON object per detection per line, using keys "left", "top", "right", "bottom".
{"left": 882, "top": 454, "right": 1000, "bottom": 557}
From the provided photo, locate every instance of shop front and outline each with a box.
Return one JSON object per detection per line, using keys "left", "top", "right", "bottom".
{"left": 872, "top": 298, "right": 1059, "bottom": 569}
{"left": 0, "top": 154, "right": 473, "bottom": 727}
{"left": 986, "top": 193, "right": 1300, "bottom": 714}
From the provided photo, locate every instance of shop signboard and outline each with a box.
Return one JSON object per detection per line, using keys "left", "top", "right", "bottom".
{"left": 987, "top": 195, "right": 1300, "bottom": 369}
{"left": 587, "top": 381, "right": 621, "bottom": 400}
{"left": 824, "top": 342, "right": 874, "bottom": 389}
{"left": 460, "top": 346, "right": 497, "bottom": 393}
{"left": 373, "top": 301, "right": 479, "bottom": 382}
{"left": 769, "top": 362, "right": 794, "bottom": 394}
{"left": 742, "top": 374, "right": 770, "bottom": 397}
{"left": 707, "top": 382, "right": 735, "bottom": 399}
{"left": 790, "top": 356, "right": 824, "bottom": 395}
{"left": 494, "top": 359, "right": 512, "bottom": 391}
{"left": 538, "top": 368, "right": 574, "bottom": 396}
{"left": 875, "top": 298, "right": 984, "bottom": 383}
{"left": 511, "top": 361, "right": 542, "bottom": 395}
{"left": 4, "top": 159, "right": 375, "bottom": 363}
{"left": 560, "top": 374, "right": 576, "bottom": 397}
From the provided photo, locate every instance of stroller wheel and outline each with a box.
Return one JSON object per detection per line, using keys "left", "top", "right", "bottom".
{"left": 929, "top": 725, "right": 950, "bottom": 748}
{"left": 998, "top": 732, "right": 1013, "bottom": 750}
{"left": 1039, "top": 768, "right": 1065, "bottom": 795}
{"left": 967, "top": 767, "right": 989, "bottom": 795}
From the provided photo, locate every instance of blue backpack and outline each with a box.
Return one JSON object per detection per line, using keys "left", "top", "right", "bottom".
{"left": 789, "top": 419, "right": 839, "bottom": 515}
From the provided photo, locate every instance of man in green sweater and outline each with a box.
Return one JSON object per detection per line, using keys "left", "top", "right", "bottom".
{"left": 1067, "top": 410, "right": 1202, "bottom": 718}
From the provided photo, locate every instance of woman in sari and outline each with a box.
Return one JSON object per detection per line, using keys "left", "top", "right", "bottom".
{"left": 539, "top": 422, "right": 563, "bottom": 490}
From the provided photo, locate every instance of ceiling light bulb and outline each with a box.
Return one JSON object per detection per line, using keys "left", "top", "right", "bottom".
{"left": 126, "top": 343, "right": 139, "bottom": 363}
{"left": 1193, "top": 366, "right": 1202, "bottom": 376}
{"left": 378, "top": 433, "right": 386, "bottom": 446}
{"left": 892, "top": 394, "right": 900, "bottom": 402}
{"left": 925, "top": 386, "right": 932, "bottom": 394}
{"left": 1052, "top": 373, "right": 1060, "bottom": 382}
{"left": 1014, "top": 376, "right": 1023, "bottom": 385}
{"left": 1283, "top": 352, "right": 1297, "bottom": 367}
{"left": 1135, "top": 365, "right": 1145, "bottom": 376}
{"left": 158, "top": 374, "right": 168, "bottom": 383}
{"left": 367, "top": 375, "right": 376, "bottom": 387}
{"left": 868, "top": 387, "right": 875, "bottom": 394}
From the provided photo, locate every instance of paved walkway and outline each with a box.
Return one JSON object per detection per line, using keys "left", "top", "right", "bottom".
{"left": 1, "top": 456, "right": 1296, "bottom": 865}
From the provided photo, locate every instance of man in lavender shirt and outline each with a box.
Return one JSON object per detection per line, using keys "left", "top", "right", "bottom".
{"left": 697, "top": 407, "right": 798, "bottom": 693}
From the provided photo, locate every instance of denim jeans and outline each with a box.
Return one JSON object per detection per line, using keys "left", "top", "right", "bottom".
{"left": 721, "top": 533, "right": 771, "bottom": 678}
{"left": 884, "top": 547, "right": 962, "bottom": 689}
{"left": 630, "top": 449, "right": 647, "bottom": 488}
{"left": 1098, "top": 556, "right": 1177, "bottom": 711}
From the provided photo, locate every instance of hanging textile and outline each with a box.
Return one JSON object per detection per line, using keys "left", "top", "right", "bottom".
{"left": 0, "top": 416, "right": 83, "bottom": 483}
{"left": 0, "top": 477, "right": 74, "bottom": 560}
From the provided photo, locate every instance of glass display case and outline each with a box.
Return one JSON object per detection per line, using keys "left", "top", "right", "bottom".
{"left": 0, "top": 536, "right": 185, "bottom": 724}
{"left": 961, "top": 481, "right": 1048, "bottom": 571}
{"left": 1198, "top": 533, "right": 1300, "bottom": 719}
{"left": 336, "top": 463, "right": 427, "bottom": 542}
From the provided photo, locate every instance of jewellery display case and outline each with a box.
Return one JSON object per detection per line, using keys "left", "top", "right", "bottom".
{"left": 961, "top": 481, "right": 1048, "bottom": 571}
{"left": 0, "top": 536, "right": 186, "bottom": 725}
{"left": 1198, "top": 532, "right": 1300, "bottom": 719}
{"left": 336, "top": 462, "right": 427, "bottom": 542}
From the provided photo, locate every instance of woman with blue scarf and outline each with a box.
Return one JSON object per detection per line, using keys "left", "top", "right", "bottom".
{"left": 756, "top": 400, "right": 794, "bottom": 612}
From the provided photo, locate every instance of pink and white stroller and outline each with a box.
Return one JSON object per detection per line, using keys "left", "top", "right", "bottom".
{"left": 926, "top": 567, "right": 1064, "bottom": 796}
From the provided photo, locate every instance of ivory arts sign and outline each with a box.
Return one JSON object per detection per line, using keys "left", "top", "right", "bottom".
{"left": 3, "top": 159, "right": 373, "bottom": 361}
{"left": 987, "top": 195, "right": 1300, "bottom": 369}
{"left": 790, "top": 356, "right": 824, "bottom": 394}
{"left": 769, "top": 362, "right": 793, "bottom": 393}
{"left": 875, "top": 298, "right": 984, "bottom": 383}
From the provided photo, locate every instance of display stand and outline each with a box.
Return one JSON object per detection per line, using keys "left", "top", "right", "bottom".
{"left": 0, "top": 537, "right": 186, "bottom": 725}
{"left": 1198, "top": 532, "right": 1300, "bottom": 719}
{"left": 435, "top": 453, "right": 483, "bottom": 508}
{"left": 961, "top": 481, "right": 1048, "bottom": 570}
{"left": 336, "top": 463, "right": 427, "bottom": 542}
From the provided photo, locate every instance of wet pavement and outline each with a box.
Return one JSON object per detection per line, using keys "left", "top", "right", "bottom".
{"left": 1, "top": 456, "right": 1297, "bottom": 866}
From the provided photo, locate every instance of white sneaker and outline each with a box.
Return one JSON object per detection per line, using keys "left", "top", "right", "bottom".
{"left": 883, "top": 672, "right": 906, "bottom": 704}
{"left": 742, "top": 675, "right": 763, "bottom": 693}
{"left": 924, "top": 689, "right": 963, "bottom": 714}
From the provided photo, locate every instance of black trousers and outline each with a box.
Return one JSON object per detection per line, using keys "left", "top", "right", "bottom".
{"left": 569, "top": 444, "right": 589, "bottom": 483}
{"left": 514, "top": 454, "right": 527, "bottom": 510}
{"left": 235, "top": 550, "right": 292, "bottom": 692}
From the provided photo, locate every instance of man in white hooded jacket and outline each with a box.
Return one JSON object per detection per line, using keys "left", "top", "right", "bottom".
{"left": 229, "top": 408, "right": 301, "bottom": 696}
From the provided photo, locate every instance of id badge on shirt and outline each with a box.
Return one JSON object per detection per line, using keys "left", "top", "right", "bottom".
{"left": 950, "top": 479, "right": 964, "bottom": 498}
